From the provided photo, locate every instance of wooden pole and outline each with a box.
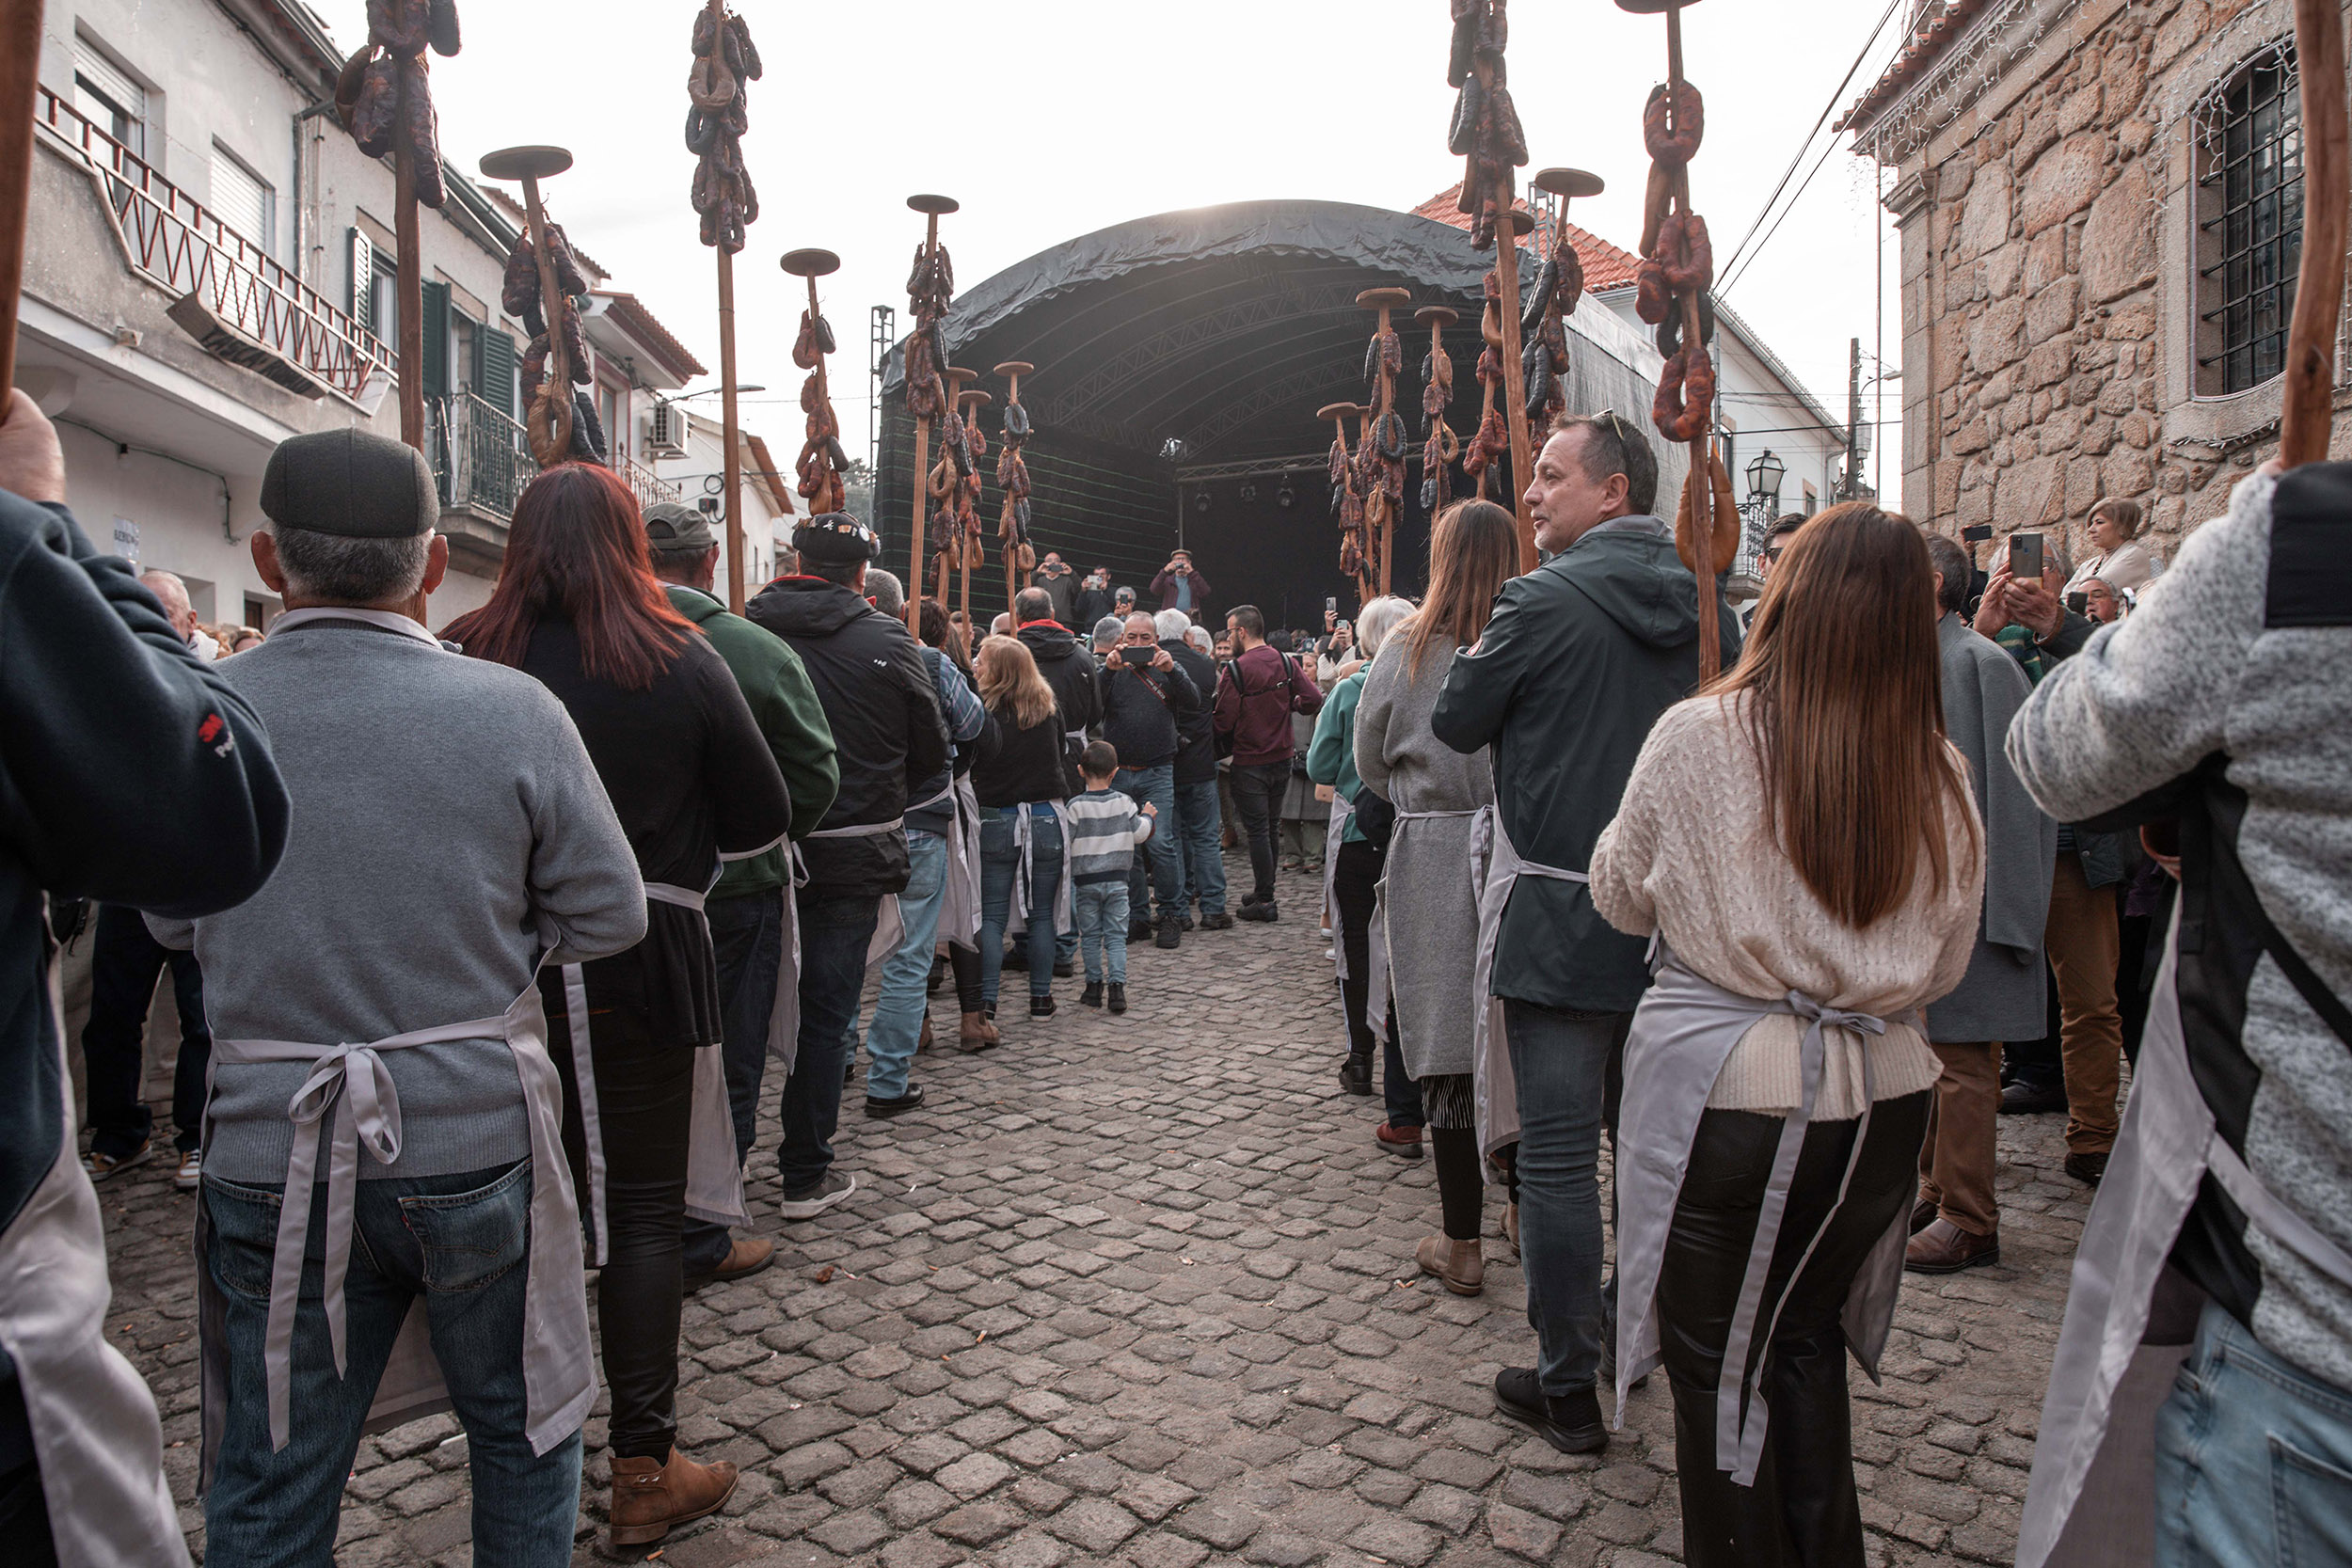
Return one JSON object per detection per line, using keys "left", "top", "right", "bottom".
{"left": 1661, "top": 2, "right": 1720, "bottom": 683}
{"left": 717, "top": 244, "right": 744, "bottom": 611}
{"left": 906, "top": 205, "right": 943, "bottom": 636}
{"left": 2281, "top": 0, "right": 2348, "bottom": 467}
{"left": 1477, "top": 55, "right": 1537, "bottom": 576}
{"left": 393, "top": 68, "right": 424, "bottom": 453}
{"left": 516, "top": 172, "right": 570, "bottom": 451}
{"left": 0, "top": 0, "right": 45, "bottom": 408}
{"left": 998, "top": 360, "right": 1025, "bottom": 621}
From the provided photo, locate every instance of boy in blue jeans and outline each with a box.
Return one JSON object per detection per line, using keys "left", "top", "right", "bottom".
{"left": 1066, "top": 741, "right": 1155, "bottom": 1014}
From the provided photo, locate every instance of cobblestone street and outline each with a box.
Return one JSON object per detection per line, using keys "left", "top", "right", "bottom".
{"left": 97, "top": 860, "right": 2097, "bottom": 1567}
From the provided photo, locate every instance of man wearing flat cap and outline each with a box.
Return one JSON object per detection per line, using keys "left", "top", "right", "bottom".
{"left": 149, "top": 426, "right": 648, "bottom": 1561}
{"left": 642, "top": 502, "right": 839, "bottom": 1287}
{"left": 746, "top": 515, "right": 949, "bottom": 1218}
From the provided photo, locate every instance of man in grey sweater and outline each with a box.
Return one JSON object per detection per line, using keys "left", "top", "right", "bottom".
{"left": 151, "top": 430, "right": 646, "bottom": 1565}
{"left": 2007, "top": 464, "right": 2352, "bottom": 1567}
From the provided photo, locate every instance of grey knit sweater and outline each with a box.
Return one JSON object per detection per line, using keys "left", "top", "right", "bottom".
{"left": 151, "top": 613, "right": 645, "bottom": 1183}
{"left": 2009, "top": 468, "right": 2352, "bottom": 1391}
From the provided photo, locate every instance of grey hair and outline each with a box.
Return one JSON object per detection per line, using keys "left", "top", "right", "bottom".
{"left": 2044, "top": 537, "right": 2074, "bottom": 582}
{"left": 1184, "top": 625, "right": 1212, "bottom": 653}
{"left": 272, "top": 524, "right": 432, "bottom": 605}
{"left": 1090, "top": 615, "right": 1123, "bottom": 650}
{"left": 1354, "top": 595, "right": 1414, "bottom": 662}
{"left": 1153, "top": 608, "right": 1190, "bottom": 641}
{"left": 866, "top": 568, "right": 904, "bottom": 616}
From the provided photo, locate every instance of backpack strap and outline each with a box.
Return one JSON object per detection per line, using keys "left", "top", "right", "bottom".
{"left": 2267, "top": 461, "right": 2352, "bottom": 628}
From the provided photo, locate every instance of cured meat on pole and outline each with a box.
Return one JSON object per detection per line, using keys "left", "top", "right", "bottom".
{"left": 479, "top": 146, "right": 594, "bottom": 471}
{"left": 902, "top": 195, "right": 958, "bottom": 634}
{"left": 689, "top": 0, "right": 762, "bottom": 609}
{"left": 783, "top": 247, "right": 850, "bottom": 519}
{"left": 993, "top": 360, "right": 1038, "bottom": 619}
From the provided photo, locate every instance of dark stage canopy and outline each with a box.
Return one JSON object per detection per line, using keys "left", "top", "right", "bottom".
{"left": 878, "top": 198, "right": 1680, "bottom": 629}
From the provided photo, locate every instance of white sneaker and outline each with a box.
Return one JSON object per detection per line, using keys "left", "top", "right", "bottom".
{"left": 174, "top": 1148, "right": 203, "bottom": 1192}
{"left": 81, "top": 1141, "right": 153, "bottom": 1180}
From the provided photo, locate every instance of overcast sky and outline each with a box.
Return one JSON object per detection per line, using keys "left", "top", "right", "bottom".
{"left": 314, "top": 0, "right": 1909, "bottom": 493}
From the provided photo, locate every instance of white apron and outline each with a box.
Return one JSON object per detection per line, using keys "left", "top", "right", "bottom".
{"left": 1324, "top": 794, "right": 1354, "bottom": 982}
{"left": 1004, "top": 801, "right": 1074, "bottom": 940}
{"left": 2016, "top": 905, "right": 2352, "bottom": 1567}
{"left": 1466, "top": 805, "right": 1592, "bottom": 1171}
{"left": 560, "top": 882, "right": 750, "bottom": 1267}
{"left": 199, "top": 966, "right": 596, "bottom": 1479}
{"left": 1, "top": 952, "right": 191, "bottom": 1566}
{"left": 1368, "top": 807, "right": 1483, "bottom": 1048}
{"left": 768, "top": 817, "right": 906, "bottom": 1081}
{"left": 1611, "top": 951, "right": 1913, "bottom": 1486}
{"left": 938, "top": 776, "right": 983, "bottom": 951}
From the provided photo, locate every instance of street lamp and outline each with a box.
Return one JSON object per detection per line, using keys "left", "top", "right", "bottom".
{"left": 1745, "top": 448, "right": 1784, "bottom": 507}
{"left": 1739, "top": 448, "right": 1786, "bottom": 581}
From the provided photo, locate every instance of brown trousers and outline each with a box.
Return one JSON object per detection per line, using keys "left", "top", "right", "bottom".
{"left": 1918, "top": 1040, "right": 2002, "bottom": 1236}
{"left": 2046, "top": 852, "right": 2123, "bottom": 1155}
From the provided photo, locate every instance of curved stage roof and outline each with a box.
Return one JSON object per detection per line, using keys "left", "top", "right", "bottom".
{"left": 878, "top": 198, "right": 1679, "bottom": 625}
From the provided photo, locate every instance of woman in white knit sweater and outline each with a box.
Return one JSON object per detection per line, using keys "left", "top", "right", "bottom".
{"left": 1589, "top": 502, "right": 1983, "bottom": 1568}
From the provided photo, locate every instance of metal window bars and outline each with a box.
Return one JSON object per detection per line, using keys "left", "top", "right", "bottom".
{"left": 36, "top": 84, "right": 393, "bottom": 406}
{"left": 2197, "top": 48, "right": 2304, "bottom": 393}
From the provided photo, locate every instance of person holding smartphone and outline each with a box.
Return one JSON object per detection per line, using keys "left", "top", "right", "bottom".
{"left": 1151, "top": 550, "right": 1211, "bottom": 619}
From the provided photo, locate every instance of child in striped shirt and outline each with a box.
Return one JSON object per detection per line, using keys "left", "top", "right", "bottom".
{"left": 1066, "top": 741, "right": 1156, "bottom": 1013}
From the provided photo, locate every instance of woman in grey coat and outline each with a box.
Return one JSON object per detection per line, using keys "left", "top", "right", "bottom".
{"left": 1356, "top": 499, "right": 1515, "bottom": 1293}
{"left": 1911, "top": 533, "right": 2057, "bottom": 1275}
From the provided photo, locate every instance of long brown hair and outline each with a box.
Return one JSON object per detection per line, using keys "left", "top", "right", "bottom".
{"left": 444, "top": 463, "right": 693, "bottom": 691}
{"left": 1406, "top": 499, "right": 1518, "bottom": 676}
{"left": 1708, "top": 502, "right": 1979, "bottom": 927}
{"left": 977, "top": 634, "right": 1057, "bottom": 728}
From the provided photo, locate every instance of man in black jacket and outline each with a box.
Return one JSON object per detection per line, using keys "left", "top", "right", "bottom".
{"left": 1433, "top": 412, "right": 1740, "bottom": 1455}
{"left": 746, "top": 515, "right": 949, "bottom": 1218}
{"left": 1162, "top": 611, "right": 1229, "bottom": 929}
{"left": 0, "top": 389, "right": 289, "bottom": 1565}
{"left": 1097, "top": 611, "right": 1200, "bottom": 948}
{"left": 1014, "top": 587, "right": 1102, "bottom": 791}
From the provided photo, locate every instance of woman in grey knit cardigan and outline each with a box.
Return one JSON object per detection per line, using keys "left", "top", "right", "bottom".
{"left": 1356, "top": 499, "right": 1514, "bottom": 1293}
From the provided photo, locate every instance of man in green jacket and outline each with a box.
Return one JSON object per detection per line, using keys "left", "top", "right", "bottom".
{"left": 645, "top": 504, "right": 839, "bottom": 1287}
{"left": 1433, "top": 413, "right": 1740, "bottom": 1454}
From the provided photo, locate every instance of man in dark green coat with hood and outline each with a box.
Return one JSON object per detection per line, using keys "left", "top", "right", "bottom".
{"left": 1433, "top": 412, "right": 1740, "bottom": 1454}
{"left": 644, "top": 505, "right": 838, "bottom": 1287}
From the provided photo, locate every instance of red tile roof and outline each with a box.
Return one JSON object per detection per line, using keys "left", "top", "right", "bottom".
{"left": 1410, "top": 185, "right": 1645, "bottom": 291}
{"left": 1833, "top": 0, "right": 2003, "bottom": 136}
{"left": 590, "top": 290, "right": 707, "bottom": 383}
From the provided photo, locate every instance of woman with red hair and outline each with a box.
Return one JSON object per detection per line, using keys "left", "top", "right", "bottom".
{"left": 445, "top": 463, "right": 790, "bottom": 1545}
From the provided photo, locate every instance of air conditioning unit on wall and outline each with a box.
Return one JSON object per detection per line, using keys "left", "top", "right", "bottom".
{"left": 647, "top": 401, "right": 690, "bottom": 458}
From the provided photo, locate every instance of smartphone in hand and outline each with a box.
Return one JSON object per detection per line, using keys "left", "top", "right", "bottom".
{"left": 2009, "top": 531, "right": 2044, "bottom": 582}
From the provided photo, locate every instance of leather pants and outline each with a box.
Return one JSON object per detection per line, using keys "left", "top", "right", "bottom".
{"left": 1658, "top": 1091, "right": 1931, "bottom": 1568}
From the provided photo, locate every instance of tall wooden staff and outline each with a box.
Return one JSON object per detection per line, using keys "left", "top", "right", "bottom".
{"left": 333, "top": 0, "right": 461, "bottom": 453}
{"left": 1416, "top": 305, "right": 1461, "bottom": 523}
{"left": 0, "top": 0, "right": 42, "bottom": 407}
{"left": 954, "top": 384, "right": 992, "bottom": 623}
{"left": 904, "top": 194, "right": 959, "bottom": 635}
{"left": 686, "top": 0, "right": 762, "bottom": 610}
{"left": 2280, "top": 0, "right": 2348, "bottom": 467}
{"left": 993, "top": 360, "right": 1036, "bottom": 620}
{"left": 479, "top": 145, "right": 577, "bottom": 463}
{"left": 929, "top": 364, "right": 977, "bottom": 607}
{"left": 1320, "top": 401, "right": 1370, "bottom": 607}
{"left": 782, "top": 246, "right": 850, "bottom": 557}
{"left": 1626, "top": 0, "right": 1735, "bottom": 681}
{"left": 1358, "top": 288, "right": 1413, "bottom": 598}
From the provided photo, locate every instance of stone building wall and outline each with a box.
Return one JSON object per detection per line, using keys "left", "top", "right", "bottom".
{"left": 1875, "top": 0, "right": 2351, "bottom": 566}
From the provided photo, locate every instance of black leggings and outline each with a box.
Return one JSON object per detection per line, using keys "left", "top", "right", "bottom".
{"left": 1658, "top": 1091, "right": 1931, "bottom": 1568}
{"left": 548, "top": 1002, "right": 695, "bottom": 1462}
{"left": 1331, "top": 837, "right": 1385, "bottom": 1060}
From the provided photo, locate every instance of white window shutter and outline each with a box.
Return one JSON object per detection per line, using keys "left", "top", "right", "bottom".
{"left": 210, "top": 147, "right": 270, "bottom": 252}
{"left": 349, "top": 229, "right": 373, "bottom": 331}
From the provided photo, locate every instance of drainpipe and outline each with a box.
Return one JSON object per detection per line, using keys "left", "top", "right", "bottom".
{"left": 293, "top": 103, "right": 337, "bottom": 289}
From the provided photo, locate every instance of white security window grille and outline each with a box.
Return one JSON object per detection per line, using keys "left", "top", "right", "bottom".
{"left": 72, "top": 36, "right": 144, "bottom": 159}
{"left": 209, "top": 145, "right": 272, "bottom": 254}
{"left": 2197, "top": 48, "right": 2303, "bottom": 395}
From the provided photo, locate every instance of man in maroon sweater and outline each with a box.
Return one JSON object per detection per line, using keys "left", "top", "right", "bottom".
{"left": 1213, "top": 604, "right": 1321, "bottom": 922}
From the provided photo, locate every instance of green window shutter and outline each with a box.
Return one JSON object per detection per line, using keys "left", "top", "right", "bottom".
{"left": 420, "top": 280, "right": 451, "bottom": 402}
{"left": 477, "top": 326, "right": 516, "bottom": 419}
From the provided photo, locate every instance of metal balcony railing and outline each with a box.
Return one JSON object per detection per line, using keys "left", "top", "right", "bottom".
{"left": 435, "top": 394, "right": 533, "bottom": 519}
{"left": 37, "top": 84, "right": 392, "bottom": 404}
{"left": 618, "top": 450, "right": 682, "bottom": 512}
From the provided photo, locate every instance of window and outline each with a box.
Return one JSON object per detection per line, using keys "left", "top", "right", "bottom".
{"left": 2197, "top": 48, "right": 2303, "bottom": 395}
{"left": 209, "top": 145, "right": 273, "bottom": 253}
{"left": 72, "top": 36, "right": 144, "bottom": 158}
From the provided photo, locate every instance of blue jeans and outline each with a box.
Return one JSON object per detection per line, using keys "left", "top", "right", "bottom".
{"left": 1075, "top": 880, "right": 1130, "bottom": 984}
{"left": 1113, "top": 763, "right": 1182, "bottom": 924}
{"left": 1174, "top": 778, "right": 1227, "bottom": 915}
{"left": 201, "top": 1161, "right": 581, "bottom": 1567}
{"left": 775, "top": 891, "right": 882, "bottom": 1196}
{"left": 2155, "top": 1298, "right": 2352, "bottom": 1566}
{"left": 683, "top": 886, "right": 786, "bottom": 1275}
{"left": 1505, "top": 1001, "right": 1630, "bottom": 1396}
{"left": 855, "top": 831, "right": 947, "bottom": 1100}
{"left": 980, "top": 807, "right": 1063, "bottom": 1006}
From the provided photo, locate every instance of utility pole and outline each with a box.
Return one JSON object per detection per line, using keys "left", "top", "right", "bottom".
{"left": 1844, "top": 337, "right": 1862, "bottom": 501}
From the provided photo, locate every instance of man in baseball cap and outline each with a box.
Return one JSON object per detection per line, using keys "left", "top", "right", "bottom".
{"left": 641, "top": 502, "right": 838, "bottom": 1287}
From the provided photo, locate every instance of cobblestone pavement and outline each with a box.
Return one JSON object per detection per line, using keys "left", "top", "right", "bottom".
{"left": 98, "top": 859, "right": 2097, "bottom": 1566}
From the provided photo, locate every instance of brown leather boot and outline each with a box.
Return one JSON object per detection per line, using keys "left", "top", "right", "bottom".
{"left": 1416, "top": 1234, "right": 1485, "bottom": 1295}
{"left": 960, "top": 1011, "right": 996, "bottom": 1051}
{"left": 918, "top": 1014, "right": 934, "bottom": 1053}
{"left": 1904, "top": 1217, "right": 1999, "bottom": 1275}
{"left": 608, "top": 1448, "right": 739, "bottom": 1545}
